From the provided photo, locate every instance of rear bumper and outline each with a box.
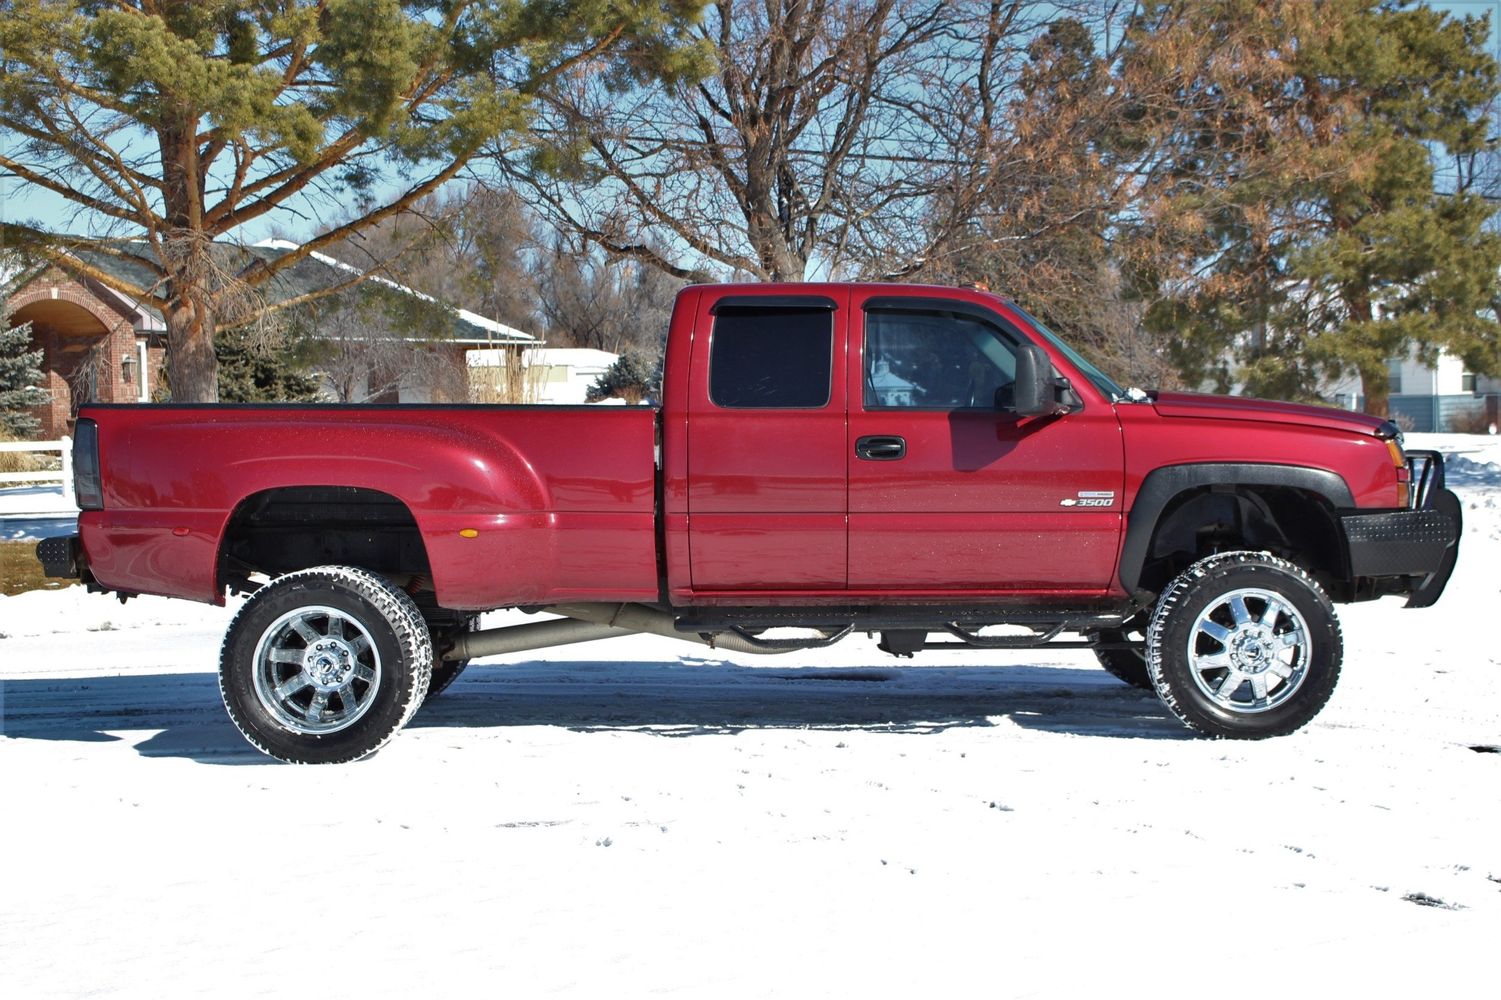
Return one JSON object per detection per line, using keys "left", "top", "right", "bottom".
{"left": 1338, "top": 450, "right": 1461, "bottom": 608}
{"left": 35, "top": 534, "right": 83, "bottom": 580}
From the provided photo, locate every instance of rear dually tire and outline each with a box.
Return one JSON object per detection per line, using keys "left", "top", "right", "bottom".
{"left": 1091, "top": 625, "right": 1153, "bottom": 690}
{"left": 219, "top": 566, "right": 433, "bottom": 763}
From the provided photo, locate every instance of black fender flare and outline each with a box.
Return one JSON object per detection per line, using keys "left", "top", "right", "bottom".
{"left": 1119, "top": 463, "right": 1354, "bottom": 594}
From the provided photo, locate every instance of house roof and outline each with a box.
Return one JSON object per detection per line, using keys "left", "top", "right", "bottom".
{"left": 254, "top": 239, "right": 533, "bottom": 344}
{"left": 42, "top": 238, "right": 535, "bottom": 345}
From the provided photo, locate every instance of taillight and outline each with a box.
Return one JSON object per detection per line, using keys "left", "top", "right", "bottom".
{"left": 73, "top": 418, "right": 103, "bottom": 510}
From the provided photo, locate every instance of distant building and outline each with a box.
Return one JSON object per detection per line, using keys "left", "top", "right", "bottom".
{"left": 3, "top": 239, "right": 535, "bottom": 437}
{"left": 1319, "top": 350, "right": 1497, "bottom": 433}
{"left": 468, "top": 348, "right": 620, "bottom": 405}
{"left": 867, "top": 357, "right": 918, "bottom": 407}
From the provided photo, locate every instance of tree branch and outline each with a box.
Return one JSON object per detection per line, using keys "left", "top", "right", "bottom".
{"left": 0, "top": 223, "right": 166, "bottom": 302}
{"left": 0, "top": 154, "right": 149, "bottom": 228}
{"left": 232, "top": 154, "right": 475, "bottom": 294}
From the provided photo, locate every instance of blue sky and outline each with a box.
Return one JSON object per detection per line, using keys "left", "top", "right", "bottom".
{"left": 5, "top": 1, "right": 1500, "bottom": 257}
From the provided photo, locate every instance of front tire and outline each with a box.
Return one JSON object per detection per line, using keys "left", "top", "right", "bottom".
{"left": 1147, "top": 551, "right": 1342, "bottom": 739}
{"left": 219, "top": 566, "right": 433, "bottom": 763}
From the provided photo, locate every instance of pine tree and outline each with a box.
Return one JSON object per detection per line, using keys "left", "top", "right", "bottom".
{"left": 0, "top": 309, "right": 46, "bottom": 438}
{"left": 214, "top": 327, "right": 321, "bottom": 404}
{"left": 1130, "top": 0, "right": 1501, "bottom": 412}
{"left": 586, "top": 349, "right": 660, "bottom": 404}
{"left": 1292, "top": 2, "right": 1501, "bottom": 414}
{"left": 0, "top": 1, "right": 708, "bottom": 402}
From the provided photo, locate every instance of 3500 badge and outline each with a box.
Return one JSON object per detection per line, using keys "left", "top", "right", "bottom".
{"left": 1059, "top": 491, "right": 1115, "bottom": 508}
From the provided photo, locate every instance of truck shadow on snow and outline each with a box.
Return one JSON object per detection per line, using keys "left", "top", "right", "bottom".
{"left": 412, "top": 659, "right": 1188, "bottom": 741}
{"left": 0, "top": 659, "right": 1189, "bottom": 764}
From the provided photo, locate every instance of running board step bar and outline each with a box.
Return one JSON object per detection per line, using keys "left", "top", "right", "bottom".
{"left": 445, "top": 603, "right": 1133, "bottom": 662}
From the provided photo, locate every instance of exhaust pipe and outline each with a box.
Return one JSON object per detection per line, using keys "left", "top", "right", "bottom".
{"left": 446, "top": 618, "right": 636, "bottom": 661}
{"left": 544, "top": 603, "right": 804, "bottom": 655}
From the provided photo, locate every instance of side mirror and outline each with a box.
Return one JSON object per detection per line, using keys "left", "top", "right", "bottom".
{"left": 1012, "top": 345, "right": 1056, "bottom": 417}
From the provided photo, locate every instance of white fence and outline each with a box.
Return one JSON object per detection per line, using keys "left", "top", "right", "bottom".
{"left": 0, "top": 438, "right": 78, "bottom": 519}
{"left": 0, "top": 437, "right": 72, "bottom": 487}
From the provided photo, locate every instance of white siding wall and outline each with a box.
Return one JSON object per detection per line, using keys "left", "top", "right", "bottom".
{"left": 1321, "top": 348, "right": 1473, "bottom": 407}
{"left": 467, "top": 348, "right": 619, "bottom": 404}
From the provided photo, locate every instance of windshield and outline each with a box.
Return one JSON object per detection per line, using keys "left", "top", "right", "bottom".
{"left": 1003, "top": 300, "right": 1128, "bottom": 402}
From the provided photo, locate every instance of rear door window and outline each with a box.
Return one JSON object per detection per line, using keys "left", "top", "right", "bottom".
{"left": 710, "top": 306, "right": 834, "bottom": 408}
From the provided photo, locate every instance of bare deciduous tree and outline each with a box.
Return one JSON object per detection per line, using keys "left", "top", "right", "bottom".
{"left": 328, "top": 185, "right": 540, "bottom": 336}
{"left": 503, "top": 0, "right": 1004, "bottom": 281}
{"left": 916, "top": 8, "right": 1179, "bottom": 384}
{"left": 534, "top": 236, "right": 684, "bottom": 354}
{"left": 305, "top": 294, "right": 465, "bottom": 404}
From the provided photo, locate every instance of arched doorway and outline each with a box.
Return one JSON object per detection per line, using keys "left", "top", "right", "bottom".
{"left": 8, "top": 283, "right": 137, "bottom": 439}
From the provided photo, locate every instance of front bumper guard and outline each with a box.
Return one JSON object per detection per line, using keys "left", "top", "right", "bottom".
{"left": 1339, "top": 449, "right": 1460, "bottom": 608}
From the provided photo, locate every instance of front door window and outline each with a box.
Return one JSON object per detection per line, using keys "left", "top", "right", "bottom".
{"left": 863, "top": 308, "right": 1017, "bottom": 410}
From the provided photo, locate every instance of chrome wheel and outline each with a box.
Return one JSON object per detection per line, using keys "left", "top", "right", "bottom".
{"left": 222, "top": 566, "right": 432, "bottom": 763}
{"left": 1148, "top": 552, "right": 1341, "bottom": 739}
{"left": 251, "top": 605, "right": 382, "bottom": 735}
{"left": 1185, "top": 586, "right": 1309, "bottom": 714}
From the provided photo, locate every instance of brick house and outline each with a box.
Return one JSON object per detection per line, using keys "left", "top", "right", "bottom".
{"left": 5, "top": 263, "right": 166, "bottom": 438}
{"left": 4, "top": 240, "right": 534, "bottom": 438}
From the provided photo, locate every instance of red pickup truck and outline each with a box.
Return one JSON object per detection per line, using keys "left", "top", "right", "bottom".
{"left": 38, "top": 283, "right": 1461, "bottom": 762}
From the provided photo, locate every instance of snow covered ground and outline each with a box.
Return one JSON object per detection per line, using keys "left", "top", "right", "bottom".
{"left": 0, "top": 483, "right": 77, "bottom": 532}
{"left": 2, "top": 433, "right": 1499, "bottom": 998}
{"left": 0, "top": 480, "right": 76, "bottom": 543}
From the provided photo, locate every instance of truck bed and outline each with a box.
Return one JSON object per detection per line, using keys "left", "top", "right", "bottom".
{"left": 77, "top": 403, "right": 660, "bottom": 609}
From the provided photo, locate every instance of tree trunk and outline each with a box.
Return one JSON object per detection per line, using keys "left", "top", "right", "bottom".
{"left": 1360, "top": 367, "right": 1389, "bottom": 418}
{"left": 159, "top": 113, "right": 218, "bottom": 402}
{"left": 163, "top": 273, "right": 219, "bottom": 403}
{"left": 744, "top": 204, "right": 807, "bottom": 281}
{"left": 1342, "top": 282, "right": 1386, "bottom": 418}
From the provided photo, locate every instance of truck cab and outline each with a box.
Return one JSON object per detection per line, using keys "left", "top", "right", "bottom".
{"left": 663, "top": 285, "right": 1126, "bottom": 600}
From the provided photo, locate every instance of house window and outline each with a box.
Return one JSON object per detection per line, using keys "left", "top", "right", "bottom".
{"left": 1387, "top": 358, "right": 1402, "bottom": 396}
{"left": 1462, "top": 372, "right": 1477, "bottom": 393}
{"left": 709, "top": 305, "right": 833, "bottom": 409}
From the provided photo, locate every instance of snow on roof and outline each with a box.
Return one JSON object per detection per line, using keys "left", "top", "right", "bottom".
{"left": 467, "top": 347, "right": 619, "bottom": 369}
{"left": 254, "top": 238, "right": 534, "bottom": 344}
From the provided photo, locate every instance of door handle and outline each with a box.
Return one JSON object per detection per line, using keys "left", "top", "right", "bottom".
{"left": 855, "top": 435, "right": 906, "bottom": 461}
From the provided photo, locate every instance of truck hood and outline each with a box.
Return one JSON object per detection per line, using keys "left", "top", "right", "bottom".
{"left": 1150, "top": 391, "right": 1387, "bottom": 436}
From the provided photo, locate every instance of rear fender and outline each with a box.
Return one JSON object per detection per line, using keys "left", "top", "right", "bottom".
{"left": 85, "top": 415, "right": 551, "bottom": 604}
